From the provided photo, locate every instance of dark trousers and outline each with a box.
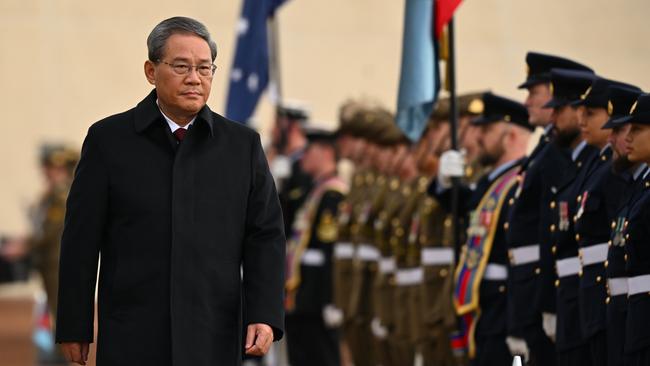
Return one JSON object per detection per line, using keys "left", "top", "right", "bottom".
{"left": 587, "top": 330, "right": 607, "bottom": 366}
{"left": 627, "top": 347, "right": 650, "bottom": 366}
{"left": 606, "top": 296, "right": 628, "bottom": 366}
{"left": 557, "top": 344, "right": 592, "bottom": 366}
{"left": 471, "top": 334, "right": 511, "bottom": 366}
{"left": 522, "top": 324, "right": 557, "bottom": 366}
{"left": 286, "top": 313, "right": 340, "bottom": 366}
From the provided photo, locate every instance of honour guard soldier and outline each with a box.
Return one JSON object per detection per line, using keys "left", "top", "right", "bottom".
{"left": 346, "top": 109, "right": 396, "bottom": 366}
{"left": 600, "top": 85, "right": 645, "bottom": 366}
{"left": 433, "top": 92, "right": 533, "bottom": 365}
{"left": 285, "top": 127, "right": 349, "bottom": 366}
{"left": 272, "top": 105, "right": 314, "bottom": 240}
{"left": 505, "top": 52, "right": 593, "bottom": 366}
{"left": 612, "top": 93, "right": 650, "bottom": 366}
{"left": 542, "top": 68, "right": 599, "bottom": 364}
{"left": 572, "top": 78, "right": 642, "bottom": 366}
{"left": 413, "top": 116, "right": 458, "bottom": 365}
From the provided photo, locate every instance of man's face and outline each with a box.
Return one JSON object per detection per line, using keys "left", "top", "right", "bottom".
{"left": 301, "top": 143, "right": 329, "bottom": 175}
{"left": 610, "top": 124, "right": 634, "bottom": 172}
{"left": 337, "top": 134, "right": 356, "bottom": 159}
{"left": 525, "top": 83, "right": 553, "bottom": 126}
{"left": 145, "top": 33, "right": 213, "bottom": 119}
{"left": 552, "top": 105, "right": 582, "bottom": 147}
{"left": 625, "top": 123, "right": 650, "bottom": 163}
{"left": 461, "top": 124, "right": 483, "bottom": 163}
{"left": 477, "top": 122, "right": 507, "bottom": 166}
{"left": 579, "top": 107, "right": 611, "bottom": 147}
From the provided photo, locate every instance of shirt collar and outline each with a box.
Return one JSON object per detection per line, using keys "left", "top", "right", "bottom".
{"left": 133, "top": 89, "right": 214, "bottom": 136}
{"left": 634, "top": 163, "right": 648, "bottom": 181}
{"left": 488, "top": 159, "right": 518, "bottom": 182}
{"left": 600, "top": 143, "right": 612, "bottom": 156}
{"left": 156, "top": 99, "right": 196, "bottom": 132}
{"left": 543, "top": 124, "right": 554, "bottom": 135}
{"left": 571, "top": 140, "right": 588, "bottom": 162}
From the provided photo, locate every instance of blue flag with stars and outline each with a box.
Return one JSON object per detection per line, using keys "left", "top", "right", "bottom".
{"left": 396, "top": 0, "right": 440, "bottom": 142}
{"left": 226, "top": 0, "right": 286, "bottom": 124}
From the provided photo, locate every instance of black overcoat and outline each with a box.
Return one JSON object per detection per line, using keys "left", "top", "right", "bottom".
{"left": 55, "top": 90, "right": 286, "bottom": 366}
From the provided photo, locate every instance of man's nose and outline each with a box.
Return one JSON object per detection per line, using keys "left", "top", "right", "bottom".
{"left": 184, "top": 68, "right": 201, "bottom": 84}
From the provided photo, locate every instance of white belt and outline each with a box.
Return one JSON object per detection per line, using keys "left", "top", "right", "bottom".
{"left": 628, "top": 275, "right": 650, "bottom": 296}
{"left": 509, "top": 244, "right": 540, "bottom": 266}
{"left": 356, "top": 243, "right": 381, "bottom": 262}
{"left": 301, "top": 248, "right": 325, "bottom": 266}
{"left": 379, "top": 257, "right": 396, "bottom": 274}
{"left": 395, "top": 267, "right": 424, "bottom": 286}
{"left": 334, "top": 242, "right": 354, "bottom": 259}
{"left": 421, "top": 247, "right": 454, "bottom": 266}
{"left": 608, "top": 278, "right": 628, "bottom": 297}
{"left": 483, "top": 263, "right": 508, "bottom": 281}
{"left": 556, "top": 257, "right": 581, "bottom": 278}
{"left": 579, "top": 243, "right": 609, "bottom": 266}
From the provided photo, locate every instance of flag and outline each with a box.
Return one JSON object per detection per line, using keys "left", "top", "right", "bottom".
{"left": 395, "top": 0, "right": 440, "bottom": 142}
{"left": 434, "top": 0, "right": 463, "bottom": 40}
{"left": 225, "top": 0, "right": 286, "bottom": 124}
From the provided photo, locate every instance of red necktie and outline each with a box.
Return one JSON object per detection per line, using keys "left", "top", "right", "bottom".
{"left": 174, "top": 128, "right": 187, "bottom": 142}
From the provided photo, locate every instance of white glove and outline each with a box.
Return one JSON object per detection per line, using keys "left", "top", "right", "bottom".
{"left": 370, "top": 317, "right": 388, "bottom": 339}
{"left": 505, "top": 336, "right": 529, "bottom": 363}
{"left": 322, "top": 304, "right": 344, "bottom": 328}
{"left": 270, "top": 155, "right": 291, "bottom": 180}
{"left": 437, "top": 149, "right": 466, "bottom": 189}
{"left": 542, "top": 312, "right": 557, "bottom": 342}
{"left": 512, "top": 355, "right": 524, "bottom": 366}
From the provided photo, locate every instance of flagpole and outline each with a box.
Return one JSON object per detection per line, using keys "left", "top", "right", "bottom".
{"left": 267, "top": 15, "right": 283, "bottom": 110}
{"left": 447, "top": 17, "right": 461, "bottom": 259}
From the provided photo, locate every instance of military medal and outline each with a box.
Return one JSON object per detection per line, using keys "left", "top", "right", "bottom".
{"left": 613, "top": 217, "right": 626, "bottom": 247}
{"left": 559, "top": 201, "right": 570, "bottom": 231}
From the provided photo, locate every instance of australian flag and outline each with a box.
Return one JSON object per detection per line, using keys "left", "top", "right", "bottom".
{"left": 225, "top": 0, "right": 286, "bottom": 124}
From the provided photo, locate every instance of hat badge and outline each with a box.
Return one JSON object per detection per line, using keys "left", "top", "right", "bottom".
{"left": 580, "top": 86, "right": 592, "bottom": 100}
{"left": 630, "top": 100, "right": 638, "bottom": 114}
{"left": 549, "top": 82, "right": 554, "bottom": 96}
{"left": 607, "top": 100, "right": 613, "bottom": 116}
{"left": 468, "top": 99, "right": 484, "bottom": 114}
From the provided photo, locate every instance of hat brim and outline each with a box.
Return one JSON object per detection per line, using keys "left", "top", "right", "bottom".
{"left": 614, "top": 112, "right": 650, "bottom": 125}
{"left": 517, "top": 75, "right": 550, "bottom": 90}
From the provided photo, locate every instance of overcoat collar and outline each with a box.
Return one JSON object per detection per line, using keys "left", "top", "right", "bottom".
{"left": 133, "top": 89, "right": 215, "bottom": 136}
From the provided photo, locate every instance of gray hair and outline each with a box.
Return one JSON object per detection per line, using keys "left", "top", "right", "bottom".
{"left": 147, "top": 16, "right": 218, "bottom": 62}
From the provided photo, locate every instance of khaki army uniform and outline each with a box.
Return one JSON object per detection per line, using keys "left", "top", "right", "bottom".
{"left": 388, "top": 177, "right": 428, "bottom": 365}
{"left": 345, "top": 169, "right": 388, "bottom": 366}
{"left": 369, "top": 175, "right": 411, "bottom": 365}
{"left": 29, "top": 183, "right": 70, "bottom": 316}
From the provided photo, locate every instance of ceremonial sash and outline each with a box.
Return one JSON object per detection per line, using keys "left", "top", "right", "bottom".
{"left": 285, "top": 176, "right": 348, "bottom": 311}
{"left": 453, "top": 167, "right": 519, "bottom": 358}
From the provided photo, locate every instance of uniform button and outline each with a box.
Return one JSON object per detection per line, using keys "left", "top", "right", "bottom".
{"left": 611, "top": 221, "right": 616, "bottom": 229}
{"left": 596, "top": 276, "right": 602, "bottom": 283}
{"left": 604, "top": 260, "right": 609, "bottom": 268}
{"left": 606, "top": 297, "right": 610, "bottom": 304}
{"left": 550, "top": 224, "right": 556, "bottom": 232}
{"left": 625, "top": 254, "right": 628, "bottom": 261}
{"left": 575, "top": 234, "right": 581, "bottom": 241}
{"left": 646, "top": 181, "right": 650, "bottom": 188}
{"left": 552, "top": 245, "right": 557, "bottom": 255}
{"left": 504, "top": 222, "right": 510, "bottom": 230}
{"left": 535, "top": 268, "right": 541, "bottom": 275}
{"left": 601, "top": 155, "right": 607, "bottom": 161}
{"left": 396, "top": 228, "right": 404, "bottom": 237}
{"left": 499, "top": 285, "right": 506, "bottom": 293}
{"left": 550, "top": 201, "right": 556, "bottom": 209}
{"left": 440, "top": 268, "right": 448, "bottom": 277}
{"left": 625, "top": 221, "right": 629, "bottom": 227}
{"left": 555, "top": 279, "right": 560, "bottom": 287}
{"left": 577, "top": 195, "right": 582, "bottom": 203}
{"left": 579, "top": 270, "right": 583, "bottom": 277}
{"left": 608, "top": 240, "right": 613, "bottom": 246}
{"left": 509, "top": 198, "right": 515, "bottom": 206}
{"left": 577, "top": 161, "right": 583, "bottom": 168}
{"left": 626, "top": 234, "right": 630, "bottom": 239}
{"left": 573, "top": 215, "right": 578, "bottom": 223}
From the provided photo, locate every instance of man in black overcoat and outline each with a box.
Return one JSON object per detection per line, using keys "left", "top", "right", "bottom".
{"left": 55, "top": 17, "right": 285, "bottom": 366}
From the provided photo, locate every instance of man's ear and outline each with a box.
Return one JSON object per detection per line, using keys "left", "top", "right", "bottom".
{"left": 144, "top": 60, "right": 156, "bottom": 85}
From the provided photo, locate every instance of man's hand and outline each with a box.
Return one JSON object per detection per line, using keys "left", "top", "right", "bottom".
{"left": 61, "top": 342, "right": 90, "bottom": 365}
{"left": 244, "top": 323, "right": 274, "bottom": 356}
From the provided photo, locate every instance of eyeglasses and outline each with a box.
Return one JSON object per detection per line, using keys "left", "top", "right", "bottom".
{"left": 159, "top": 60, "right": 217, "bottom": 77}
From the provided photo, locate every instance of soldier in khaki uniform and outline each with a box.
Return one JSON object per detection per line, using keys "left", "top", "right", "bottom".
{"left": 30, "top": 144, "right": 79, "bottom": 318}
{"left": 337, "top": 108, "right": 395, "bottom": 366}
